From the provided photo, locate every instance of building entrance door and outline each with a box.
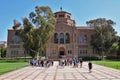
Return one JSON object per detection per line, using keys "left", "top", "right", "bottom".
{"left": 60, "top": 51, "right": 64, "bottom": 55}
{"left": 59, "top": 47, "right": 65, "bottom": 58}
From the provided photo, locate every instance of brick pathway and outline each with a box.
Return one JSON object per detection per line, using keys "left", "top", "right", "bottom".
{"left": 0, "top": 61, "right": 120, "bottom": 80}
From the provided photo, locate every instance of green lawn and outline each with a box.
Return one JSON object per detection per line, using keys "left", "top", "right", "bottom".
{"left": 0, "top": 62, "right": 28, "bottom": 75}
{"left": 93, "top": 60, "right": 120, "bottom": 70}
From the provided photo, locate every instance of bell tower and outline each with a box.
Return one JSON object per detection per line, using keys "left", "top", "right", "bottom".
{"left": 54, "top": 10, "right": 76, "bottom": 26}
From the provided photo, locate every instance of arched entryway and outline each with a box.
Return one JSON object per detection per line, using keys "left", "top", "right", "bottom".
{"left": 59, "top": 47, "right": 65, "bottom": 58}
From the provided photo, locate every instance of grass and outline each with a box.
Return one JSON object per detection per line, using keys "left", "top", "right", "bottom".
{"left": 93, "top": 60, "right": 120, "bottom": 70}
{"left": 0, "top": 62, "right": 28, "bottom": 75}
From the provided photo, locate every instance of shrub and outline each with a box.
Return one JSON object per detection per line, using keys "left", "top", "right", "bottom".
{"left": 79, "top": 56, "right": 101, "bottom": 61}
{"left": 106, "top": 56, "right": 120, "bottom": 60}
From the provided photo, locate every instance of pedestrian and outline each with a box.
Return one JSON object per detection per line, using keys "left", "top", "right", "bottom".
{"left": 75, "top": 58, "right": 79, "bottom": 67}
{"left": 79, "top": 58, "right": 83, "bottom": 68}
{"left": 29, "top": 59, "right": 33, "bottom": 66}
{"left": 88, "top": 61, "right": 92, "bottom": 73}
{"left": 41, "top": 60, "right": 44, "bottom": 67}
{"left": 51, "top": 59, "right": 54, "bottom": 66}
{"left": 73, "top": 58, "right": 76, "bottom": 67}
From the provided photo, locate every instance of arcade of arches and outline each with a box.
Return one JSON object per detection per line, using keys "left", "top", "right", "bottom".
{"left": 54, "top": 33, "right": 70, "bottom": 44}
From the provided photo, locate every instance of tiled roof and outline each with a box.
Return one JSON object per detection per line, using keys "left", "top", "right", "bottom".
{"left": 54, "top": 11, "right": 71, "bottom": 15}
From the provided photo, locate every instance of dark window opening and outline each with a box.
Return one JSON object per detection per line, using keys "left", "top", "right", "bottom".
{"left": 84, "top": 35, "right": 88, "bottom": 43}
{"left": 59, "top": 14, "right": 64, "bottom": 18}
{"left": 60, "top": 33, "right": 64, "bottom": 44}
{"left": 66, "top": 33, "right": 70, "bottom": 43}
{"left": 54, "top": 33, "right": 58, "bottom": 44}
{"left": 67, "top": 15, "right": 70, "bottom": 19}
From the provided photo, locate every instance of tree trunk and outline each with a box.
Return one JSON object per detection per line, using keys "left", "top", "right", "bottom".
{"left": 36, "top": 52, "right": 39, "bottom": 60}
{"left": 102, "top": 51, "right": 105, "bottom": 60}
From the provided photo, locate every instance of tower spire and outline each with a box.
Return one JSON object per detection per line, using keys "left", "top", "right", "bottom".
{"left": 60, "top": 6, "right": 62, "bottom": 11}
{"left": 60, "top": 0, "right": 62, "bottom": 11}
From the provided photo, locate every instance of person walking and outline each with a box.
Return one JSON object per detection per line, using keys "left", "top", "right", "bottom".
{"left": 88, "top": 61, "right": 92, "bottom": 73}
{"left": 79, "top": 58, "right": 83, "bottom": 68}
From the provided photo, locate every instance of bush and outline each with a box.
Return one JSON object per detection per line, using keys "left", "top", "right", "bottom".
{"left": 106, "top": 56, "right": 120, "bottom": 60}
{"left": 79, "top": 56, "right": 101, "bottom": 61}
{"left": 0, "top": 47, "right": 6, "bottom": 58}
{"left": 0, "top": 57, "right": 32, "bottom": 63}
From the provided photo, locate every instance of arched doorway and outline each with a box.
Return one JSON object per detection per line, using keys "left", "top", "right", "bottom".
{"left": 59, "top": 47, "right": 65, "bottom": 58}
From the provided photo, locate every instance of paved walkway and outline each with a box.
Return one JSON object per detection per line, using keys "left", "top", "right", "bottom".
{"left": 0, "top": 61, "right": 120, "bottom": 80}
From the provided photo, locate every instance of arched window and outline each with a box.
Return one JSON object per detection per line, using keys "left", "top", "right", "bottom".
{"left": 54, "top": 33, "right": 58, "bottom": 44}
{"left": 79, "top": 35, "right": 82, "bottom": 43}
{"left": 84, "top": 35, "right": 88, "bottom": 43}
{"left": 66, "top": 33, "right": 70, "bottom": 43}
{"left": 60, "top": 33, "right": 64, "bottom": 44}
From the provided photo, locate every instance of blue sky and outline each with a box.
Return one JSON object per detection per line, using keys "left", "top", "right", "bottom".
{"left": 0, "top": 0, "right": 120, "bottom": 41}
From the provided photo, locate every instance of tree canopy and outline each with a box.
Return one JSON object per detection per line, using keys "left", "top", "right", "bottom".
{"left": 13, "top": 6, "right": 56, "bottom": 59}
{"left": 86, "top": 18, "right": 117, "bottom": 58}
{"left": 117, "top": 38, "right": 120, "bottom": 57}
{"left": 0, "top": 47, "right": 6, "bottom": 58}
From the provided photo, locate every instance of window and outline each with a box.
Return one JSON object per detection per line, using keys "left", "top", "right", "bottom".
{"left": 65, "top": 33, "right": 70, "bottom": 43}
{"left": 83, "top": 50, "right": 85, "bottom": 54}
{"left": 79, "top": 35, "right": 82, "bottom": 43}
{"left": 67, "top": 15, "right": 70, "bottom": 19}
{"left": 68, "top": 50, "right": 72, "bottom": 54}
{"left": 16, "top": 36, "right": 21, "bottom": 44}
{"left": 80, "top": 50, "right": 82, "bottom": 54}
{"left": 68, "top": 50, "right": 69, "bottom": 54}
{"left": 60, "top": 33, "right": 64, "bottom": 44}
{"left": 70, "top": 50, "right": 72, "bottom": 54}
{"left": 79, "top": 50, "right": 88, "bottom": 54}
{"left": 85, "top": 50, "right": 87, "bottom": 54}
{"left": 54, "top": 33, "right": 58, "bottom": 44}
{"left": 11, "top": 35, "right": 15, "bottom": 44}
{"left": 11, "top": 50, "right": 19, "bottom": 57}
{"left": 59, "top": 14, "right": 64, "bottom": 18}
{"left": 84, "top": 35, "right": 88, "bottom": 43}
{"left": 11, "top": 35, "right": 21, "bottom": 44}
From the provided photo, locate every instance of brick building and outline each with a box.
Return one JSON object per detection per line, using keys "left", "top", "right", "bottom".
{"left": 0, "top": 41, "right": 7, "bottom": 48}
{"left": 6, "top": 10, "right": 95, "bottom": 59}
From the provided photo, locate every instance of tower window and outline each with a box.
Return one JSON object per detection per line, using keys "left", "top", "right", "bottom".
{"left": 67, "top": 15, "right": 70, "bottom": 19}
{"left": 59, "top": 14, "right": 64, "bottom": 18}
{"left": 55, "top": 15, "right": 57, "bottom": 18}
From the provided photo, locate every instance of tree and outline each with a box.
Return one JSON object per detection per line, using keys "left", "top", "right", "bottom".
{"left": 86, "top": 18, "right": 117, "bottom": 59}
{"left": 13, "top": 6, "right": 56, "bottom": 59}
{"left": 0, "top": 47, "right": 6, "bottom": 58}
{"left": 117, "top": 38, "right": 120, "bottom": 57}
{"left": 110, "top": 42, "right": 119, "bottom": 56}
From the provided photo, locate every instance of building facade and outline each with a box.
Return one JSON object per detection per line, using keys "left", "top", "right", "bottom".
{"left": 6, "top": 10, "right": 95, "bottom": 59}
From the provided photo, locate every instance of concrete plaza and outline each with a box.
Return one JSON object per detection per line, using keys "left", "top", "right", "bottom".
{"left": 0, "top": 61, "right": 120, "bottom": 80}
